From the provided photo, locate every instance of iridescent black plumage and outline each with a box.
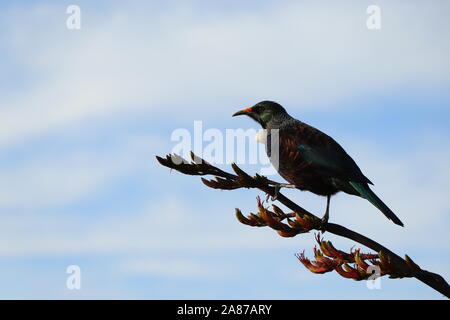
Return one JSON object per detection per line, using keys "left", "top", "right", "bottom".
{"left": 233, "top": 101, "right": 404, "bottom": 226}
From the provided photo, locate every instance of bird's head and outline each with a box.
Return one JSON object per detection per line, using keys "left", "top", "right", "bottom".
{"left": 232, "top": 101, "right": 287, "bottom": 128}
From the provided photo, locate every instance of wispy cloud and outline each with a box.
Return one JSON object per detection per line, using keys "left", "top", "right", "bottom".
{"left": 0, "top": 134, "right": 161, "bottom": 208}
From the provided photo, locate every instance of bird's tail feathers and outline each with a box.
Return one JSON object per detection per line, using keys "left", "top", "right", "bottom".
{"left": 349, "top": 181, "right": 404, "bottom": 227}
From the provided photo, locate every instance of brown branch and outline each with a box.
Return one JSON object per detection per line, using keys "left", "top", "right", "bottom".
{"left": 156, "top": 152, "right": 450, "bottom": 298}
{"left": 235, "top": 198, "right": 422, "bottom": 280}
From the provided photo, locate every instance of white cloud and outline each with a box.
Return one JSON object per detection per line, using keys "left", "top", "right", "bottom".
{"left": 0, "top": 134, "right": 161, "bottom": 207}
{"left": 1, "top": 1, "right": 449, "bottom": 147}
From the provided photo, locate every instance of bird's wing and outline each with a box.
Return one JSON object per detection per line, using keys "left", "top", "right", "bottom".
{"left": 297, "top": 144, "right": 372, "bottom": 184}
{"left": 280, "top": 121, "right": 372, "bottom": 184}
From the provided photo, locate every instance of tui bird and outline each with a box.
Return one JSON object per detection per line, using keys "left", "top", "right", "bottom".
{"left": 233, "top": 101, "right": 404, "bottom": 227}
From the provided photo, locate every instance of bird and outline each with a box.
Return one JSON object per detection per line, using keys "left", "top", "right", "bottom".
{"left": 232, "top": 100, "right": 404, "bottom": 227}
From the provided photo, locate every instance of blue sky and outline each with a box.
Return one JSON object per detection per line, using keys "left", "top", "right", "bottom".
{"left": 0, "top": 0, "right": 449, "bottom": 299}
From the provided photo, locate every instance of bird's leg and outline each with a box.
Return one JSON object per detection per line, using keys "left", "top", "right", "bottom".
{"left": 321, "top": 195, "right": 331, "bottom": 233}
{"left": 270, "top": 183, "right": 296, "bottom": 201}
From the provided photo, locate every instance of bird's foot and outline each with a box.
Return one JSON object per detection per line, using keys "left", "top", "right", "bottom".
{"left": 269, "top": 183, "right": 296, "bottom": 201}
{"left": 271, "top": 185, "right": 281, "bottom": 201}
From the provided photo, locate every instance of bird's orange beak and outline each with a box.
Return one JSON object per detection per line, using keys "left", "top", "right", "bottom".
{"left": 232, "top": 107, "right": 254, "bottom": 117}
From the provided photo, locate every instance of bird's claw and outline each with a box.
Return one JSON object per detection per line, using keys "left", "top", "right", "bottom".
{"left": 269, "top": 184, "right": 296, "bottom": 202}
{"left": 271, "top": 185, "right": 281, "bottom": 201}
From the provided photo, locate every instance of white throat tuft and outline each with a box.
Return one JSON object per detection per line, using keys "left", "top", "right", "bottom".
{"left": 255, "top": 129, "right": 267, "bottom": 144}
